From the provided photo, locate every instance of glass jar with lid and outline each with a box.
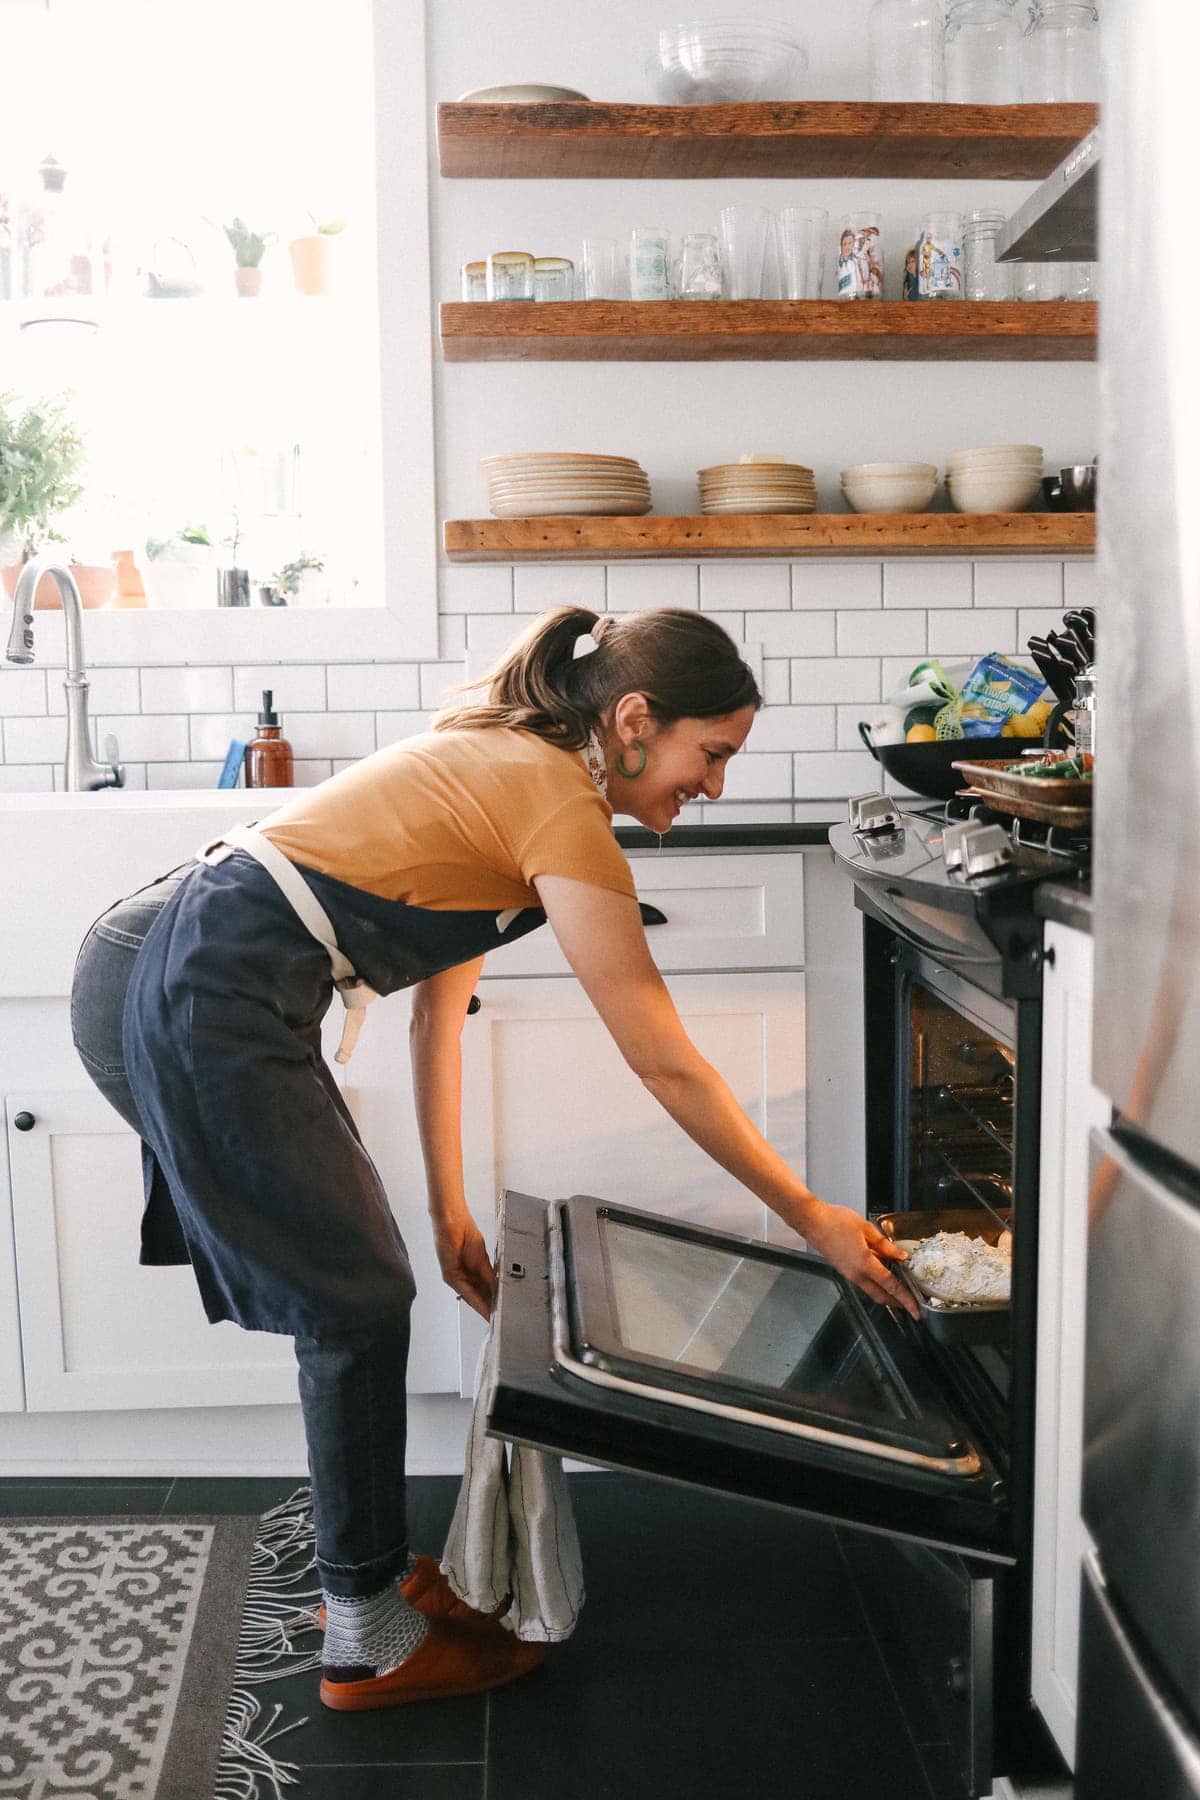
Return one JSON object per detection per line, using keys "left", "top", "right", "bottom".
{"left": 1020, "top": 2, "right": 1100, "bottom": 102}
{"left": 867, "top": 0, "right": 946, "bottom": 101}
{"left": 944, "top": 0, "right": 1021, "bottom": 102}
{"left": 963, "top": 208, "right": 1013, "bottom": 299}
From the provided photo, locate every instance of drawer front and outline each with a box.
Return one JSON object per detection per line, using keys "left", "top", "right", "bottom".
{"left": 481, "top": 852, "right": 805, "bottom": 978}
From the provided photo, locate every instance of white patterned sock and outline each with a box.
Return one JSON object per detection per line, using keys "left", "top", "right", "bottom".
{"left": 323, "top": 1582, "right": 428, "bottom": 1680}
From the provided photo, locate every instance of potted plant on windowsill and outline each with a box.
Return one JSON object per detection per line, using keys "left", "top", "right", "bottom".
{"left": 216, "top": 512, "right": 251, "bottom": 606}
{"left": 143, "top": 522, "right": 214, "bottom": 609}
{"left": 0, "top": 390, "right": 115, "bottom": 610}
{"left": 223, "top": 217, "right": 276, "bottom": 297}
{"left": 288, "top": 214, "right": 346, "bottom": 297}
{"left": 272, "top": 550, "right": 327, "bottom": 606}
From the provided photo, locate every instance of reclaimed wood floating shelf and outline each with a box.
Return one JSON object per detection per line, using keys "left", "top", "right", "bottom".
{"left": 437, "top": 100, "right": 1099, "bottom": 181}
{"left": 443, "top": 512, "right": 1096, "bottom": 562}
{"left": 440, "top": 299, "right": 1096, "bottom": 363}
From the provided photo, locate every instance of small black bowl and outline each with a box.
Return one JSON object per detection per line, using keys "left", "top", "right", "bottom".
{"left": 858, "top": 721, "right": 979, "bottom": 801}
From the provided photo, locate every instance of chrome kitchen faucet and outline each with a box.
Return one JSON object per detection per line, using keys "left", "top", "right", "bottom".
{"left": 4, "top": 557, "right": 124, "bottom": 791}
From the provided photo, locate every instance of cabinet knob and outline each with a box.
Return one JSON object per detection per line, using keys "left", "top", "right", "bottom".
{"left": 466, "top": 994, "right": 482, "bottom": 1015}
{"left": 13, "top": 1112, "right": 36, "bottom": 1132}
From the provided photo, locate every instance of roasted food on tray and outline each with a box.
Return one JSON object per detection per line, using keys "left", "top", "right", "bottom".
{"left": 893, "top": 1228, "right": 1013, "bottom": 1308}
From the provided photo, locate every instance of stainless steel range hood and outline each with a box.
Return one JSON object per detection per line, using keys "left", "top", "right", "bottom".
{"left": 995, "top": 126, "right": 1099, "bottom": 262}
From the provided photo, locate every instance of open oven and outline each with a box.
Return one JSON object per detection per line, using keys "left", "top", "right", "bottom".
{"left": 484, "top": 806, "right": 1079, "bottom": 1799}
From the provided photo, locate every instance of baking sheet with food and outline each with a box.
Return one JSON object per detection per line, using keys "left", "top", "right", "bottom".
{"left": 876, "top": 1207, "right": 1013, "bottom": 1345}
{"left": 951, "top": 754, "right": 1093, "bottom": 807}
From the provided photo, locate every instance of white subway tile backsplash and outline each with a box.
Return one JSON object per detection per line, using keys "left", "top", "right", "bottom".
{"left": 419, "top": 661, "right": 467, "bottom": 710}
{"left": 883, "top": 561, "right": 972, "bottom": 610}
{"left": 4, "top": 714, "right": 81, "bottom": 762}
{"left": 793, "top": 749, "right": 877, "bottom": 798}
{"left": 47, "top": 665, "right": 141, "bottom": 716}
{"left": 762, "top": 659, "right": 790, "bottom": 705}
{"left": 376, "top": 710, "right": 435, "bottom": 745}
{"left": 1063, "top": 560, "right": 1098, "bottom": 610}
{"left": 0, "top": 762, "right": 52, "bottom": 790}
{"left": 1019, "top": 608, "right": 1066, "bottom": 645}
{"left": 700, "top": 563, "right": 789, "bottom": 612}
{"left": 746, "top": 706, "right": 836, "bottom": 753}
{"left": 140, "top": 666, "right": 233, "bottom": 714}
{"left": 292, "top": 760, "right": 334, "bottom": 786}
{"left": 145, "top": 761, "right": 225, "bottom": 790}
{"left": 0, "top": 668, "right": 47, "bottom": 715}
{"left": 791, "top": 561, "right": 882, "bottom": 611}
{"left": 750, "top": 612, "right": 835, "bottom": 656}
{"left": 438, "top": 614, "right": 467, "bottom": 659}
{"left": 720, "top": 751, "right": 793, "bottom": 799}
{"left": 605, "top": 562, "right": 700, "bottom": 612}
{"left": 53, "top": 761, "right": 148, "bottom": 791}
{"left": 466, "top": 614, "right": 527, "bottom": 678}
{"left": 837, "top": 704, "right": 875, "bottom": 750}
{"left": 972, "top": 560, "right": 1062, "bottom": 611}
{"left": 326, "top": 663, "right": 421, "bottom": 712}
{"left": 233, "top": 666, "right": 327, "bottom": 713}
{"left": 927, "top": 609, "right": 1018, "bottom": 656}
{"left": 283, "top": 713, "right": 377, "bottom": 760}
{"left": 701, "top": 610, "right": 745, "bottom": 644}
{"left": 513, "top": 564, "right": 605, "bottom": 613}
{"left": 790, "top": 657, "right": 881, "bottom": 704}
{"left": 99, "top": 713, "right": 190, "bottom": 761}
{"left": 190, "top": 713, "right": 255, "bottom": 761}
{"left": 438, "top": 565, "right": 513, "bottom": 614}
{"left": 837, "top": 611, "right": 927, "bottom": 657}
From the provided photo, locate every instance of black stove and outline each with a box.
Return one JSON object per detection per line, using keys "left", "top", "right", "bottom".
{"left": 829, "top": 794, "right": 1090, "bottom": 1000}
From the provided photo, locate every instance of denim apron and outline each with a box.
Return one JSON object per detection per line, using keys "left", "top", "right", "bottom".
{"left": 87, "top": 851, "right": 547, "bottom": 1338}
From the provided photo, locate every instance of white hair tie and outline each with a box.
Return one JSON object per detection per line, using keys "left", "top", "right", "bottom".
{"left": 572, "top": 631, "right": 600, "bottom": 659}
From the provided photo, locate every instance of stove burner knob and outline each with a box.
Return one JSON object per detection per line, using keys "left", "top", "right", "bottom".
{"left": 848, "top": 791, "right": 901, "bottom": 834}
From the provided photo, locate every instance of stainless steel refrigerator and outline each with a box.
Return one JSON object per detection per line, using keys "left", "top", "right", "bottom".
{"left": 1078, "top": 1, "right": 1200, "bottom": 1791}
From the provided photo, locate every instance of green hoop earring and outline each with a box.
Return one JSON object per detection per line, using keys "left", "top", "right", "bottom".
{"left": 616, "top": 742, "right": 647, "bottom": 779}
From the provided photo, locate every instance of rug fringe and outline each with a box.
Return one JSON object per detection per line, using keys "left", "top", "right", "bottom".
{"left": 215, "top": 1485, "right": 322, "bottom": 1800}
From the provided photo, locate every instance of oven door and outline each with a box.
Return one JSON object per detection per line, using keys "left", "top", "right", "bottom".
{"left": 489, "top": 1190, "right": 1013, "bottom": 1564}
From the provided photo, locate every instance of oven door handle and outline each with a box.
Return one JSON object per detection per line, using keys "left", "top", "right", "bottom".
{"left": 879, "top": 886, "right": 997, "bottom": 967}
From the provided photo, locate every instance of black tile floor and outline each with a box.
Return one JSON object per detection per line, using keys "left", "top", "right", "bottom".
{"left": 2, "top": 1471, "right": 992, "bottom": 1799}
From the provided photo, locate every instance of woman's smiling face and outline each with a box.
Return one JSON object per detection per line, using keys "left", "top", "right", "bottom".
{"left": 604, "top": 704, "right": 757, "bottom": 832}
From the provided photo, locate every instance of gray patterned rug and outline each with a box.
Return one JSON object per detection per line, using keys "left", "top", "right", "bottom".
{"left": 0, "top": 1492, "right": 321, "bottom": 1800}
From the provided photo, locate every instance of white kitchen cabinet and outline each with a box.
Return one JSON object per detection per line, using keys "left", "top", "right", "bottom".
{"left": 1031, "top": 918, "right": 1108, "bottom": 1767}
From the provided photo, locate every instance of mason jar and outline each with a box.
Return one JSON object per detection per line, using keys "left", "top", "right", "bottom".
{"left": 1021, "top": 1, "right": 1100, "bottom": 102}
{"left": 867, "top": 0, "right": 946, "bottom": 101}
{"left": 963, "top": 209, "right": 1012, "bottom": 299}
{"left": 945, "top": 0, "right": 1021, "bottom": 102}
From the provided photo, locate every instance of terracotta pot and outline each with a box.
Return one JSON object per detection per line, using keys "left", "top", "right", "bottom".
{"left": 235, "top": 265, "right": 263, "bottom": 298}
{"left": 2, "top": 562, "right": 116, "bottom": 610}
{"left": 289, "top": 234, "right": 332, "bottom": 296}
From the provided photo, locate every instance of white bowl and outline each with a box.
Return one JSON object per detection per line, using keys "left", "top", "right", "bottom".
{"left": 456, "top": 84, "right": 591, "bottom": 103}
{"left": 946, "top": 444, "right": 1043, "bottom": 469}
{"left": 842, "top": 475, "right": 937, "bottom": 513}
{"left": 946, "top": 471, "right": 1042, "bottom": 513}
{"left": 842, "top": 461, "right": 937, "bottom": 479}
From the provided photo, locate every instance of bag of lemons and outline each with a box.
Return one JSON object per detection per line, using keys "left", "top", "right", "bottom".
{"left": 958, "top": 653, "right": 1049, "bottom": 738}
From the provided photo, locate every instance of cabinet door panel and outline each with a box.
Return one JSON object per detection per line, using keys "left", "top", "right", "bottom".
{"left": 457, "top": 972, "right": 807, "bottom": 1395}
{"left": 6, "top": 1091, "right": 297, "bottom": 1411}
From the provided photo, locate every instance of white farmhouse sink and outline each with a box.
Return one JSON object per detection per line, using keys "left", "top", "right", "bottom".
{"left": 1, "top": 790, "right": 310, "bottom": 998}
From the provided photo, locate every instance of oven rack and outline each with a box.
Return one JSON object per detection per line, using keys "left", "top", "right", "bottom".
{"left": 929, "top": 1142, "right": 1015, "bottom": 1233}
{"left": 934, "top": 1081, "right": 1015, "bottom": 1156}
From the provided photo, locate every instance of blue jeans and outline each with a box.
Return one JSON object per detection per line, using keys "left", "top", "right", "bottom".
{"left": 71, "top": 871, "right": 412, "bottom": 1598}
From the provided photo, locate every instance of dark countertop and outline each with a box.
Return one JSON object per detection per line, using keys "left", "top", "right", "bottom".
{"left": 1034, "top": 875, "right": 1093, "bottom": 935}
{"left": 615, "top": 802, "right": 842, "bottom": 852}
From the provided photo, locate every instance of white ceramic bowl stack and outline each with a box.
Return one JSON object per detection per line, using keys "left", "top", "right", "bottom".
{"left": 945, "top": 444, "right": 1044, "bottom": 514}
{"left": 647, "top": 20, "right": 808, "bottom": 103}
{"left": 840, "top": 461, "right": 938, "bottom": 514}
{"left": 481, "top": 452, "right": 652, "bottom": 518}
{"left": 697, "top": 460, "right": 816, "bottom": 514}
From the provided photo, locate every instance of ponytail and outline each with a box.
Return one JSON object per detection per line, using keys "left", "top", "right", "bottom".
{"left": 433, "top": 605, "right": 761, "bottom": 747}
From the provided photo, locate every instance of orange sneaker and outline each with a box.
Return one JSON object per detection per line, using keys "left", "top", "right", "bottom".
{"left": 320, "top": 1615, "right": 545, "bottom": 1712}
{"left": 316, "top": 1557, "right": 507, "bottom": 1632}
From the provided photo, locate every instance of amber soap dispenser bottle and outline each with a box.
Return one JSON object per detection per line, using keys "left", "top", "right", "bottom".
{"left": 243, "top": 689, "right": 294, "bottom": 788}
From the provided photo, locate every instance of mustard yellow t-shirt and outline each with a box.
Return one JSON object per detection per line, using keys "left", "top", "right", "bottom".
{"left": 259, "top": 726, "right": 636, "bottom": 911}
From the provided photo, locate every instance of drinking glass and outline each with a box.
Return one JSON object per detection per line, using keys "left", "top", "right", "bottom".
{"left": 629, "top": 226, "right": 671, "bottom": 300}
{"left": 835, "top": 214, "right": 884, "bottom": 300}
{"left": 581, "top": 236, "right": 620, "bottom": 299}
{"left": 533, "top": 256, "right": 574, "bottom": 301}
{"left": 776, "top": 206, "right": 827, "bottom": 299}
{"left": 963, "top": 210, "right": 1012, "bottom": 299}
{"left": 718, "top": 205, "right": 771, "bottom": 301}
{"left": 914, "top": 210, "right": 964, "bottom": 298}
{"left": 460, "top": 260, "right": 486, "bottom": 301}
{"left": 675, "top": 231, "right": 723, "bottom": 299}
{"left": 485, "top": 250, "right": 534, "bottom": 300}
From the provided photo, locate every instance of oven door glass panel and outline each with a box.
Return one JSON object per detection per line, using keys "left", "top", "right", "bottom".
{"left": 490, "top": 1191, "right": 1014, "bottom": 1563}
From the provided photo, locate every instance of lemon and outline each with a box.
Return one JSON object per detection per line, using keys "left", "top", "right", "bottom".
{"left": 906, "top": 723, "right": 938, "bottom": 743}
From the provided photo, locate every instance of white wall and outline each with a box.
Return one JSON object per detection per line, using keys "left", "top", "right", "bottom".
{"left": 0, "top": 0, "right": 1098, "bottom": 805}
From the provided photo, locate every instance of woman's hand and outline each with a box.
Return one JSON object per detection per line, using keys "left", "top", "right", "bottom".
{"left": 432, "top": 1210, "right": 496, "bottom": 1321}
{"left": 800, "top": 1202, "right": 920, "bottom": 1319}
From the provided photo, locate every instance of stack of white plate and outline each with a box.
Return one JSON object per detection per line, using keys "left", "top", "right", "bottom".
{"left": 946, "top": 444, "right": 1044, "bottom": 514}
{"left": 697, "top": 461, "right": 816, "bottom": 515}
{"left": 481, "top": 452, "right": 652, "bottom": 518}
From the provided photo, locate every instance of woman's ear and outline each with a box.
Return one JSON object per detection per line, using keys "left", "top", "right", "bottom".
{"left": 610, "top": 691, "right": 654, "bottom": 743}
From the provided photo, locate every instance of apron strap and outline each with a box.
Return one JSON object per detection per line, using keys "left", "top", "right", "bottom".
{"left": 197, "top": 824, "right": 377, "bottom": 1064}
